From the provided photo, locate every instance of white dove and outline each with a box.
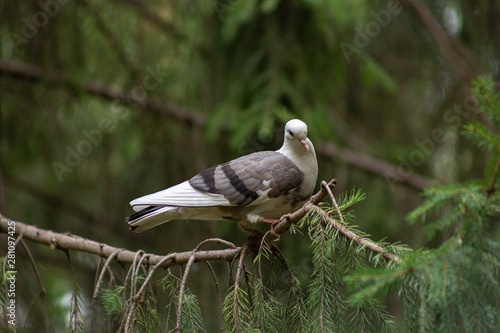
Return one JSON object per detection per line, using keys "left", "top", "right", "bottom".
{"left": 126, "top": 119, "right": 318, "bottom": 235}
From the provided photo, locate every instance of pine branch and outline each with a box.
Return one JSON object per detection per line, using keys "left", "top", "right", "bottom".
{"left": 310, "top": 205, "right": 401, "bottom": 263}
{"left": 318, "top": 181, "right": 402, "bottom": 264}
{"left": 0, "top": 177, "right": 401, "bottom": 289}
{"left": 0, "top": 180, "right": 335, "bottom": 270}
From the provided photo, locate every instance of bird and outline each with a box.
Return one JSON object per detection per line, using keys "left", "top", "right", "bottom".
{"left": 126, "top": 119, "right": 318, "bottom": 236}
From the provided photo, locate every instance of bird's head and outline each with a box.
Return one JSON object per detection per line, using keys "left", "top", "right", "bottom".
{"left": 284, "top": 119, "right": 311, "bottom": 152}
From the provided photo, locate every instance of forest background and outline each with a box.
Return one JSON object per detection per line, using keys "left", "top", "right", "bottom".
{"left": 1, "top": 0, "right": 499, "bottom": 331}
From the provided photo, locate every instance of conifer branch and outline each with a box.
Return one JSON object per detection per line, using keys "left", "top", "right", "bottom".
{"left": 0, "top": 213, "right": 241, "bottom": 269}
{"left": 310, "top": 206, "right": 401, "bottom": 263}
{"left": 0, "top": 177, "right": 400, "bottom": 276}
{"left": 486, "top": 156, "right": 500, "bottom": 196}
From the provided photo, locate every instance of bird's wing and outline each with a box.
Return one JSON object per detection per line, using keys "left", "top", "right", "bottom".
{"left": 189, "top": 151, "right": 305, "bottom": 207}
{"left": 130, "top": 151, "right": 305, "bottom": 210}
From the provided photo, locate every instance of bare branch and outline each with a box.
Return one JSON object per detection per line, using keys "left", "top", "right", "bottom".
{"left": 0, "top": 213, "right": 241, "bottom": 269}
{"left": 319, "top": 143, "right": 434, "bottom": 190}
{"left": 204, "top": 261, "right": 224, "bottom": 332}
{"left": 176, "top": 251, "right": 197, "bottom": 332}
{"left": 0, "top": 59, "right": 206, "bottom": 127}
{"left": 401, "top": 0, "right": 479, "bottom": 82}
{"left": 233, "top": 243, "right": 249, "bottom": 331}
{"left": 175, "top": 238, "right": 233, "bottom": 332}
{"left": 93, "top": 249, "right": 122, "bottom": 301}
{"left": 19, "top": 239, "right": 49, "bottom": 333}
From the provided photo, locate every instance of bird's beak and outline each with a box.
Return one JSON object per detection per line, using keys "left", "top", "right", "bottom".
{"left": 300, "top": 139, "right": 310, "bottom": 152}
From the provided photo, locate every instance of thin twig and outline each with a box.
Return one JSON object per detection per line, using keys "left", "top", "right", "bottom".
{"left": 124, "top": 253, "right": 176, "bottom": 332}
{"left": 20, "top": 239, "right": 49, "bottom": 333}
{"left": 65, "top": 250, "right": 82, "bottom": 332}
{"left": 322, "top": 180, "right": 345, "bottom": 223}
{"left": 90, "top": 256, "right": 104, "bottom": 331}
{"left": 175, "top": 238, "right": 236, "bottom": 332}
{"left": 175, "top": 251, "right": 197, "bottom": 332}
{"left": 130, "top": 250, "right": 146, "bottom": 301}
{"left": 204, "top": 261, "right": 224, "bottom": 333}
{"left": 93, "top": 249, "right": 122, "bottom": 300}
{"left": 258, "top": 232, "right": 273, "bottom": 278}
{"left": 233, "top": 244, "right": 249, "bottom": 331}
{"left": 122, "top": 250, "right": 148, "bottom": 333}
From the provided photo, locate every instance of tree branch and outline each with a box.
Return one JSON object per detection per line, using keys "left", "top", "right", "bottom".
{"left": 320, "top": 181, "right": 401, "bottom": 263}
{"left": 0, "top": 59, "right": 206, "bottom": 127}
{"left": 319, "top": 143, "right": 434, "bottom": 190}
{"left": 0, "top": 213, "right": 240, "bottom": 269}
{"left": 0, "top": 179, "right": 402, "bottom": 270}
{"left": 401, "top": 0, "right": 479, "bottom": 82}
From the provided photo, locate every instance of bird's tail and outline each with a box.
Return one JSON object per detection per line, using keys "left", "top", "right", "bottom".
{"left": 126, "top": 205, "right": 182, "bottom": 232}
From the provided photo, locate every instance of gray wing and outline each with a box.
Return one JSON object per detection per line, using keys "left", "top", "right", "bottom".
{"left": 189, "top": 151, "right": 304, "bottom": 206}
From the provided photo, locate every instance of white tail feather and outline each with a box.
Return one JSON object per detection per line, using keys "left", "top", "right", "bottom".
{"left": 130, "top": 181, "right": 231, "bottom": 208}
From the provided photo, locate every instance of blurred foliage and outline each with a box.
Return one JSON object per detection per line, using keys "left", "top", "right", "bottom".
{"left": 346, "top": 77, "right": 500, "bottom": 332}
{"left": 0, "top": 0, "right": 499, "bottom": 331}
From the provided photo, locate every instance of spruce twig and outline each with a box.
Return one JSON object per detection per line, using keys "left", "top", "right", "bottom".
{"left": 175, "top": 238, "right": 235, "bottom": 332}
{"left": 93, "top": 249, "right": 122, "bottom": 301}
{"left": 486, "top": 154, "right": 500, "bottom": 196}
{"left": 20, "top": 239, "right": 49, "bottom": 333}
{"left": 313, "top": 205, "right": 401, "bottom": 263}
{"left": 322, "top": 180, "right": 346, "bottom": 223}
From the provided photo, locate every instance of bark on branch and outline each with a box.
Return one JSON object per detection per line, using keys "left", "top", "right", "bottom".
{"left": 0, "top": 179, "right": 401, "bottom": 268}
{"left": 0, "top": 213, "right": 240, "bottom": 269}
{"left": 319, "top": 143, "right": 434, "bottom": 190}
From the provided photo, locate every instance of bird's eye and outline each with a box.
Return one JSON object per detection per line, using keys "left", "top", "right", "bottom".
{"left": 287, "top": 129, "right": 294, "bottom": 136}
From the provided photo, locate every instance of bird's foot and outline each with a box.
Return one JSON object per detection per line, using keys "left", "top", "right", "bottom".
{"left": 260, "top": 218, "right": 285, "bottom": 240}
{"left": 240, "top": 224, "right": 265, "bottom": 238}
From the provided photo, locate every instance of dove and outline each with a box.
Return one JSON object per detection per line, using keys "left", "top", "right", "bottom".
{"left": 126, "top": 119, "right": 318, "bottom": 235}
